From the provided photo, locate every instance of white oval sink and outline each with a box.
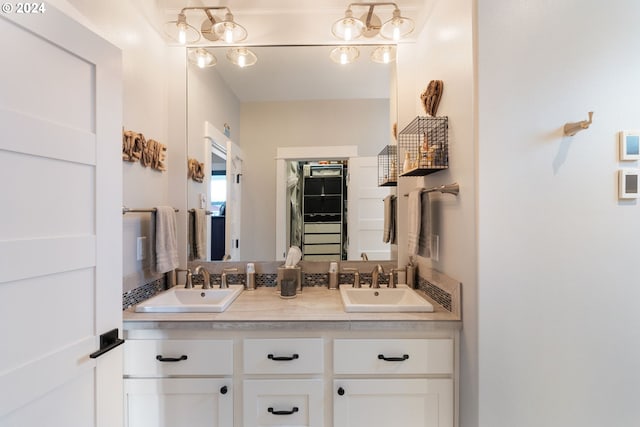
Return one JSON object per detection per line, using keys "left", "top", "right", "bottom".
{"left": 339, "top": 284, "right": 434, "bottom": 312}
{"left": 134, "top": 285, "right": 244, "bottom": 313}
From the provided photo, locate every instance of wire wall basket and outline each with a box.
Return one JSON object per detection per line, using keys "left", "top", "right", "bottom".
{"left": 377, "top": 144, "right": 398, "bottom": 186}
{"left": 398, "top": 116, "right": 449, "bottom": 176}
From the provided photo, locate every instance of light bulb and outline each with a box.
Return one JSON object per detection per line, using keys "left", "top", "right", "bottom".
{"left": 178, "top": 25, "right": 187, "bottom": 44}
{"left": 224, "top": 26, "right": 233, "bottom": 43}
{"left": 340, "top": 52, "right": 348, "bottom": 65}
{"left": 238, "top": 54, "right": 246, "bottom": 68}
{"left": 344, "top": 27, "right": 353, "bottom": 41}
{"left": 393, "top": 25, "right": 400, "bottom": 41}
{"left": 197, "top": 56, "right": 205, "bottom": 68}
{"left": 383, "top": 51, "right": 390, "bottom": 63}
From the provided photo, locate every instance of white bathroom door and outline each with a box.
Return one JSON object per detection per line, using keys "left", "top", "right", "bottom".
{"left": 226, "top": 141, "right": 244, "bottom": 261}
{"left": 0, "top": 6, "right": 123, "bottom": 427}
{"left": 347, "top": 156, "right": 391, "bottom": 260}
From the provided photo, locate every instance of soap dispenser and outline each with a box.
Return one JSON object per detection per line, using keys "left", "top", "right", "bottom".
{"left": 246, "top": 263, "right": 256, "bottom": 290}
{"left": 328, "top": 261, "right": 339, "bottom": 290}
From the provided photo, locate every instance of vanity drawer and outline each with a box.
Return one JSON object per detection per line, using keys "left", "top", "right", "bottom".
{"left": 244, "top": 338, "right": 324, "bottom": 374}
{"left": 243, "top": 379, "right": 324, "bottom": 427}
{"left": 333, "top": 339, "right": 452, "bottom": 375}
{"left": 124, "top": 339, "right": 233, "bottom": 377}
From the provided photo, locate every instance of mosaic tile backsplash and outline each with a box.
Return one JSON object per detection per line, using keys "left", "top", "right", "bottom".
{"left": 122, "top": 278, "right": 164, "bottom": 310}
{"left": 123, "top": 266, "right": 454, "bottom": 313}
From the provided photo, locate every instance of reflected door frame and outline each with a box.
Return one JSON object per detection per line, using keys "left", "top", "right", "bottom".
{"left": 275, "top": 145, "right": 358, "bottom": 260}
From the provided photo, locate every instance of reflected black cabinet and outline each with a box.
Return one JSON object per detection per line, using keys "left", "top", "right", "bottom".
{"left": 302, "top": 164, "right": 345, "bottom": 261}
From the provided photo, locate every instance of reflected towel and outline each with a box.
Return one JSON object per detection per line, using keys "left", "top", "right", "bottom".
{"left": 154, "top": 206, "right": 179, "bottom": 273}
{"left": 418, "top": 191, "right": 431, "bottom": 258}
{"left": 383, "top": 195, "right": 396, "bottom": 243}
{"left": 407, "top": 189, "right": 422, "bottom": 255}
{"left": 193, "top": 208, "right": 207, "bottom": 261}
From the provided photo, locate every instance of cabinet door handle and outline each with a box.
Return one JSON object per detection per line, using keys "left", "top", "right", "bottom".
{"left": 156, "top": 354, "right": 188, "bottom": 362}
{"left": 377, "top": 353, "right": 409, "bottom": 362}
{"left": 337, "top": 387, "right": 345, "bottom": 396}
{"left": 267, "top": 353, "right": 299, "bottom": 361}
{"left": 220, "top": 385, "right": 228, "bottom": 395}
{"left": 268, "top": 407, "right": 299, "bottom": 415}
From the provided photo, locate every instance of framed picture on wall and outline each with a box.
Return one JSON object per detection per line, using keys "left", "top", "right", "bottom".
{"left": 619, "top": 169, "right": 640, "bottom": 199}
{"left": 619, "top": 130, "right": 640, "bottom": 160}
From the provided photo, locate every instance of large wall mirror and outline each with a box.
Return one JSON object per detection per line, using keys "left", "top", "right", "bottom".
{"left": 186, "top": 45, "right": 398, "bottom": 262}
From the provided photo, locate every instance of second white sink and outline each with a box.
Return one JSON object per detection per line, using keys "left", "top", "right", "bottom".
{"left": 339, "top": 284, "right": 434, "bottom": 312}
{"left": 134, "top": 285, "right": 244, "bottom": 313}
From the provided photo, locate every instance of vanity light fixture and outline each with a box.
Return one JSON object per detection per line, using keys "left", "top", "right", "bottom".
{"left": 330, "top": 46, "right": 360, "bottom": 65}
{"left": 165, "top": 6, "right": 248, "bottom": 45}
{"left": 188, "top": 48, "right": 217, "bottom": 68}
{"left": 370, "top": 45, "right": 396, "bottom": 63}
{"left": 227, "top": 47, "right": 257, "bottom": 68}
{"left": 331, "top": 2, "right": 414, "bottom": 42}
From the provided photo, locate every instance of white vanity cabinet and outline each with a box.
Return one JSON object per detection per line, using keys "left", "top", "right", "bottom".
{"left": 242, "top": 338, "right": 325, "bottom": 426}
{"left": 123, "top": 326, "right": 458, "bottom": 427}
{"left": 333, "top": 339, "right": 454, "bottom": 427}
{"left": 123, "top": 339, "right": 234, "bottom": 427}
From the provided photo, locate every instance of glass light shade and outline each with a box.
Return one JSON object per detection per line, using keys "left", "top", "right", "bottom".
{"left": 329, "top": 46, "right": 360, "bottom": 65}
{"left": 379, "top": 9, "right": 415, "bottom": 41}
{"left": 331, "top": 9, "right": 365, "bottom": 41}
{"left": 164, "top": 12, "right": 200, "bottom": 44}
{"left": 226, "top": 48, "right": 257, "bottom": 68}
{"left": 213, "top": 12, "right": 248, "bottom": 43}
{"left": 371, "top": 45, "right": 396, "bottom": 64}
{"left": 188, "top": 48, "right": 217, "bottom": 68}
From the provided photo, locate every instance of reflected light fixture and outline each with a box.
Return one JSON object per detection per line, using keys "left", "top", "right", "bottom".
{"left": 370, "top": 45, "right": 396, "bottom": 63}
{"left": 188, "top": 48, "right": 217, "bottom": 68}
{"left": 330, "top": 46, "right": 360, "bottom": 65}
{"left": 227, "top": 48, "right": 257, "bottom": 68}
{"left": 165, "top": 6, "right": 248, "bottom": 45}
{"left": 331, "top": 2, "right": 414, "bottom": 42}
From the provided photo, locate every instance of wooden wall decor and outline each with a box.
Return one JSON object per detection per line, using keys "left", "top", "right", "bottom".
{"left": 122, "top": 129, "right": 167, "bottom": 171}
{"left": 188, "top": 158, "right": 205, "bottom": 183}
{"left": 420, "top": 80, "right": 444, "bottom": 117}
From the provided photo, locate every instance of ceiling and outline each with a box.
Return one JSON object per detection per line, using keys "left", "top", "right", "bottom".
{"left": 156, "top": 0, "right": 430, "bottom": 101}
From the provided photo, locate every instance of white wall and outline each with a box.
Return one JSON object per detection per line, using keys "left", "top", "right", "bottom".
{"left": 240, "top": 99, "right": 390, "bottom": 260}
{"left": 396, "top": 0, "right": 477, "bottom": 425}
{"left": 477, "top": 1, "right": 640, "bottom": 425}
{"left": 65, "top": 0, "right": 186, "bottom": 291}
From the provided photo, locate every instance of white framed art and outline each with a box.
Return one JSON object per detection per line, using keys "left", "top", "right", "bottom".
{"left": 619, "top": 169, "right": 640, "bottom": 199}
{"left": 619, "top": 130, "right": 640, "bottom": 160}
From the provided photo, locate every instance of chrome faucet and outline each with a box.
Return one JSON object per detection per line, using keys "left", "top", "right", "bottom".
{"left": 221, "top": 268, "right": 238, "bottom": 289}
{"left": 193, "top": 265, "right": 211, "bottom": 289}
{"left": 371, "top": 264, "right": 385, "bottom": 288}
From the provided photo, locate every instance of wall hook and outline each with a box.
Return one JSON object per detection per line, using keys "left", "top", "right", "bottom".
{"left": 563, "top": 111, "right": 593, "bottom": 136}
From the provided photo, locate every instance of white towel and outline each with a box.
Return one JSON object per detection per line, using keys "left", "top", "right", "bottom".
{"left": 154, "top": 206, "right": 179, "bottom": 273}
{"left": 193, "top": 208, "right": 207, "bottom": 261}
{"left": 383, "top": 195, "right": 395, "bottom": 243}
{"left": 407, "top": 189, "right": 422, "bottom": 255}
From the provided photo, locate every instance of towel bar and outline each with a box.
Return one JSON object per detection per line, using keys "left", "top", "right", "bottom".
{"left": 403, "top": 182, "right": 459, "bottom": 197}
{"left": 122, "top": 207, "right": 179, "bottom": 214}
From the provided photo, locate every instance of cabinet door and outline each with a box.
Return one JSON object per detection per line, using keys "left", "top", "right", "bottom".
{"left": 243, "top": 379, "right": 324, "bottom": 427}
{"left": 333, "top": 379, "right": 453, "bottom": 427}
{"left": 124, "top": 378, "right": 232, "bottom": 427}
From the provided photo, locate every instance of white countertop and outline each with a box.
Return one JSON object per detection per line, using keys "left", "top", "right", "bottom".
{"left": 123, "top": 286, "right": 461, "bottom": 329}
